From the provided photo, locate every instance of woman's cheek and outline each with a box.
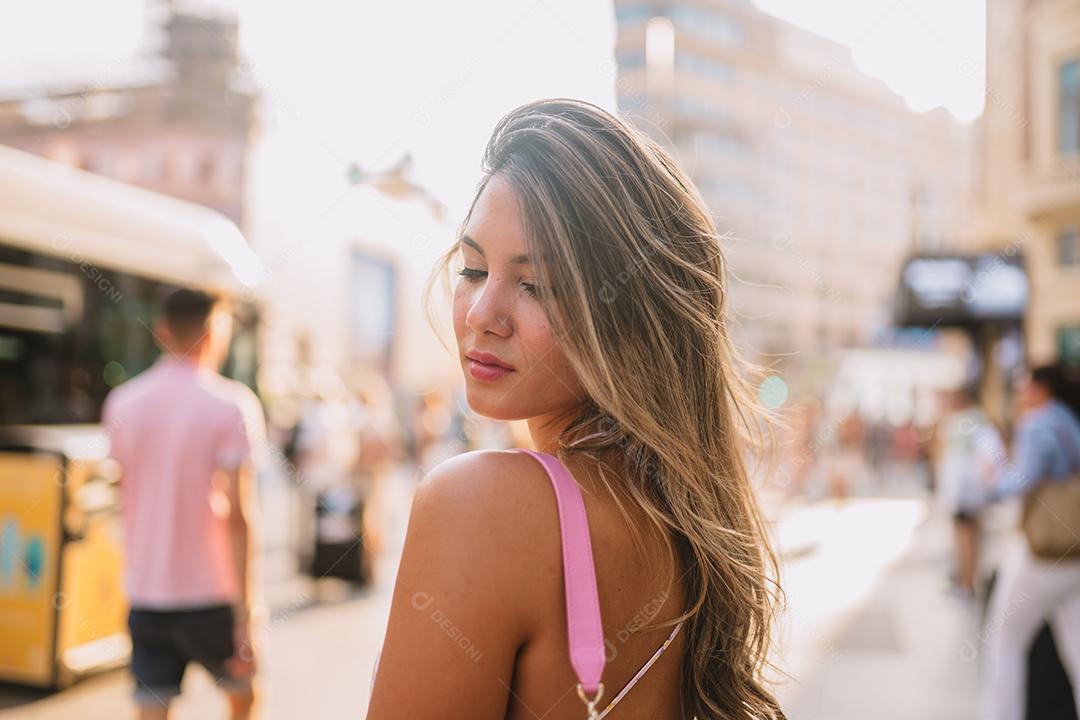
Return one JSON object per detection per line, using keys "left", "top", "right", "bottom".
{"left": 451, "top": 285, "right": 472, "bottom": 334}
{"left": 520, "top": 326, "right": 581, "bottom": 396}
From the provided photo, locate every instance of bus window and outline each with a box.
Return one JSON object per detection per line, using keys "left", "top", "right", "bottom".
{"left": 0, "top": 245, "right": 258, "bottom": 426}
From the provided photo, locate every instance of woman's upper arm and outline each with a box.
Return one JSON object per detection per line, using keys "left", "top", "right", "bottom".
{"left": 366, "top": 452, "right": 541, "bottom": 719}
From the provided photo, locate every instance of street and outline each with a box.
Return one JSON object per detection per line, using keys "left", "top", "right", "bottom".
{"left": 0, "top": 462, "right": 1007, "bottom": 719}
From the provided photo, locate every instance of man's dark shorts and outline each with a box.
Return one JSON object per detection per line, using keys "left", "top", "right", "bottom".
{"left": 127, "top": 603, "right": 251, "bottom": 705}
{"left": 953, "top": 508, "right": 980, "bottom": 524}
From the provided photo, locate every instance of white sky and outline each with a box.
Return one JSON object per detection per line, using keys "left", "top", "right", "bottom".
{"left": 0, "top": 0, "right": 986, "bottom": 222}
{"left": 753, "top": 0, "right": 986, "bottom": 121}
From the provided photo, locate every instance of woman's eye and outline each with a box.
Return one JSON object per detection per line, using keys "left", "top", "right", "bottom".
{"left": 457, "top": 268, "right": 541, "bottom": 298}
{"left": 457, "top": 268, "right": 486, "bottom": 282}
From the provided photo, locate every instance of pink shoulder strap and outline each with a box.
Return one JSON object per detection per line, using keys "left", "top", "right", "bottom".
{"left": 515, "top": 448, "right": 606, "bottom": 697}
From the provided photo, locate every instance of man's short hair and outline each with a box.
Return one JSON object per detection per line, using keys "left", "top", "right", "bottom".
{"left": 1030, "top": 364, "right": 1066, "bottom": 400}
{"left": 956, "top": 380, "right": 981, "bottom": 404}
{"left": 160, "top": 288, "right": 222, "bottom": 344}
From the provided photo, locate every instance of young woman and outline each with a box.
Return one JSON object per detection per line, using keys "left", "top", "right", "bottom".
{"left": 366, "top": 98, "right": 786, "bottom": 720}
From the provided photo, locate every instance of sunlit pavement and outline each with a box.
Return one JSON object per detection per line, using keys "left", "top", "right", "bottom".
{"left": 770, "top": 475, "right": 1014, "bottom": 720}
{"left": 0, "top": 462, "right": 1008, "bottom": 719}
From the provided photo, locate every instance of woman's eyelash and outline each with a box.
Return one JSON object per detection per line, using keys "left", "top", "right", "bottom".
{"left": 456, "top": 268, "right": 539, "bottom": 298}
{"left": 457, "top": 268, "right": 486, "bottom": 281}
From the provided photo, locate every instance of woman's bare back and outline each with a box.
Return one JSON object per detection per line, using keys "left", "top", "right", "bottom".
{"left": 505, "top": 450, "right": 688, "bottom": 720}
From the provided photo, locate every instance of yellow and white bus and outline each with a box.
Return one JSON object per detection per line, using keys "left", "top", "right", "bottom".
{"left": 0, "top": 143, "right": 261, "bottom": 688}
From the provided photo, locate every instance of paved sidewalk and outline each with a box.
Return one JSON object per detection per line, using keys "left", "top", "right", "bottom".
{"left": 1, "top": 463, "right": 1016, "bottom": 719}
{"left": 772, "top": 492, "right": 1015, "bottom": 720}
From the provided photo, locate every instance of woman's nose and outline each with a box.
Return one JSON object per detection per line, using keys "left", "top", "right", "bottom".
{"left": 465, "top": 276, "right": 512, "bottom": 336}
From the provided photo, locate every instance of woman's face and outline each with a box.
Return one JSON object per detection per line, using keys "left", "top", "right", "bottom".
{"left": 1015, "top": 371, "right": 1049, "bottom": 412}
{"left": 453, "top": 174, "right": 586, "bottom": 421}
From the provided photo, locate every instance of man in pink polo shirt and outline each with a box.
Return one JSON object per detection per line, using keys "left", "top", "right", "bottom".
{"left": 102, "top": 288, "right": 265, "bottom": 720}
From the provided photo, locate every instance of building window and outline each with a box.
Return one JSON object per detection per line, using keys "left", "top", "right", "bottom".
{"left": 615, "top": 3, "right": 653, "bottom": 24}
{"left": 617, "top": 91, "right": 649, "bottom": 113}
{"left": 671, "top": 94, "right": 730, "bottom": 124}
{"left": 616, "top": 48, "right": 646, "bottom": 68}
{"left": 1059, "top": 227, "right": 1080, "bottom": 266}
{"left": 674, "top": 49, "right": 734, "bottom": 81}
{"left": 349, "top": 249, "right": 396, "bottom": 375}
{"left": 667, "top": 5, "right": 744, "bottom": 47}
{"left": 691, "top": 131, "right": 747, "bottom": 160}
{"left": 1058, "top": 325, "right": 1080, "bottom": 367}
{"left": 1060, "top": 58, "right": 1080, "bottom": 155}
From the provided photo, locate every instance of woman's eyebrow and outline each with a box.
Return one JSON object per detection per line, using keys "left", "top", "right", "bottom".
{"left": 461, "top": 234, "right": 531, "bottom": 264}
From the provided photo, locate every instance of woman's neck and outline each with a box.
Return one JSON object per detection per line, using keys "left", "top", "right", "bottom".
{"left": 526, "top": 403, "right": 589, "bottom": 454}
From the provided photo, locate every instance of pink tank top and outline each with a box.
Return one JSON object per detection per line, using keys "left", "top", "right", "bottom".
{"left": 514, "top": 448, "right": 684, "bottom": 719}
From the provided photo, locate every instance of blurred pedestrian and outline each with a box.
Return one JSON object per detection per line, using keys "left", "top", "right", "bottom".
{"left": 102, "top": 288, "right": 266, "bottom": 720}
{"left": 931, "top": 383, "right": 1003, "bottom": 599}
{"left": 291, "top": 390, "right": 368, "bottom": 587}
{"left": 828, "top": 410, "right": 864, "bottom": 500}
{"left": 411, "top": 387, "right": 465, "bottom": 475}
{"left": 978, "top": 365, "right": 1080, "bottom": 720}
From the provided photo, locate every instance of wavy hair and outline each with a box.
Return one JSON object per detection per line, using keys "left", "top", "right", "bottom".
{"left": 425, "top": 98, "right": 786, "bottom": 719}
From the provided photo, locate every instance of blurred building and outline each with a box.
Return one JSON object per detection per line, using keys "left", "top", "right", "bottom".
{"left": 0, "top": 4, "right": 274, "bottom": 414}
{"left": 0, "top": 1, "right": 462, "bottom": 413}
{"left": 968, "top": 0, "right": 1080, "bottom": 368}
{"left": 250, "top": 182, "right": 456, "bottom": 405}
{"left": 0, "top": 6, "right": 256, "bottom": 226}
{"left": 613, "top": 0, "right": 973, "bottom": 391}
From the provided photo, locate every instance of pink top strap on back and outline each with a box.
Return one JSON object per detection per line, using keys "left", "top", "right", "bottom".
{"left": 515, "top": 448, "right": 607, "bottom": 695}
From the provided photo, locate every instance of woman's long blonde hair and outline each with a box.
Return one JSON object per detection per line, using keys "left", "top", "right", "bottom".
{"left": 426, "top": 98, "right": 786, "bottom": 719}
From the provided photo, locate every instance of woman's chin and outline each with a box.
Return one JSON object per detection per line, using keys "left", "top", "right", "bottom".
{"left": 463, "top": 386, "right": 523, "bottom": 422}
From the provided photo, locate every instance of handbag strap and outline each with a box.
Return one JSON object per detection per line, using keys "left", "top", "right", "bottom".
{"left": 514, "top": 448, "right": 606, "bottom": 701}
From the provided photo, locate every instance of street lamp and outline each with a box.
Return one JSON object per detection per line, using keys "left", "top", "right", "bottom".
{"left": 346, "top": 152, "right": 447, "bottom": 221}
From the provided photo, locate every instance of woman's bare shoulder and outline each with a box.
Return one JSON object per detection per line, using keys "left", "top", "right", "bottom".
{"left": 369, "top": 450, "right": 563, "bottom": 715}
{"left": 409, "top": 449, "right": 563, "bottom": 634}
{"left": 417, "top": 448, "right": 555, "bottom": 516}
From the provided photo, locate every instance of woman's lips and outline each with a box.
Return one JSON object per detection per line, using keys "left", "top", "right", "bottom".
{"left": 467, "top": 359, "right": 514, "bottom": 381}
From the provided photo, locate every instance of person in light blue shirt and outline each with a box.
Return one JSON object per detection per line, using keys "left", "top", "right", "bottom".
{"left": 979, "top": 365, "right": 1080, "bottom": 720}
{"left": 933, "top": 384, "right": 1005, "bottom": 598}
{"left": 992, "top": 363, "right": 1080, "bottom": 498}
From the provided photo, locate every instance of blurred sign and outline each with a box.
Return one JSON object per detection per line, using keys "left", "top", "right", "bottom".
{"left": 0, "top": 452, "right": 63, "bottom": 686}
{"left": 895, "top": 252, "right": 1028, "bottom": 327}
